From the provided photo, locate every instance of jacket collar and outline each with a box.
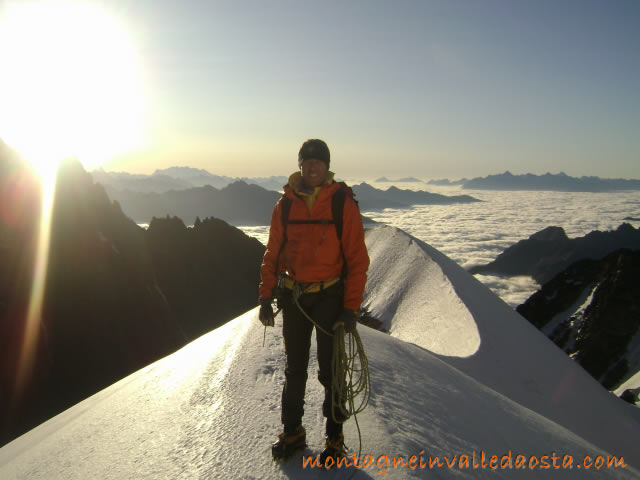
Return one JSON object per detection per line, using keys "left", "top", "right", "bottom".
{"left": 287, "top": 171, "right": 336, "bottom": 196}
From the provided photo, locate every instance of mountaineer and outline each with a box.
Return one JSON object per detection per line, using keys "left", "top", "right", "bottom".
{"left": 258, "top": 139, "right": 369, "bottom": 464}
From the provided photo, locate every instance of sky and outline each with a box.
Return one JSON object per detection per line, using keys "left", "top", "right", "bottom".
{"left": 1, "top": 225, "right": 638, "bottom": 479}
{"left": 1, "top": 0, "right": 639, "bottom": 179}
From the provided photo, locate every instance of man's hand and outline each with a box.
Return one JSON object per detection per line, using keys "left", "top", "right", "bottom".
{"left": 259, "top": 298, "right": 275, "bottom": 327}
{"left": 334, "top": 308, "right": 358, "bottom": 333}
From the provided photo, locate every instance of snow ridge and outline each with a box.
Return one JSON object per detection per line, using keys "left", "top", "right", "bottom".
{"left": 364, "top": 226, "right": 640, "bottom": 469}
{"left": 1, "top": 225, "right": 639, "bottom": 479}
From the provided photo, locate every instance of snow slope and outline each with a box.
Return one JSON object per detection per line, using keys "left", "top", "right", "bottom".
{"left": 1, "top": 225, "right": 639, "bottom": 479}
{"left": 364, "top": 226, "right": 640, "bottom": 468}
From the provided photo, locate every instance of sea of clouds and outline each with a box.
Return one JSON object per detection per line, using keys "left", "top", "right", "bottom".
{"left": 239, "top": 180, "right": 640, "bottom": 308}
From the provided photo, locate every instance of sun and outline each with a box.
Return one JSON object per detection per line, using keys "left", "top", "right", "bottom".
{"left": 0, "top": 0, "right": 146, "bottom": 403}
{"left": 0, "top": 0, "right": 146, "bottom": 183}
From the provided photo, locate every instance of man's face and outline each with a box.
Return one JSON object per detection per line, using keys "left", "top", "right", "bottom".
{"left": 300, "top": 158, "right": 328, "bottom": 188}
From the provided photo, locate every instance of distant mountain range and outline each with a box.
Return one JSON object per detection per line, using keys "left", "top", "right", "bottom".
{"left": 374, "top": 176, "right": 423, "bottom": 182}
{"left": 91, "top": 167, "right": 288, "bottom": 193}
{"left": 102, "top": 181, "right": 282, "bottom": 226}
{"left": 426, "top": 178, "right": 468, "bottom": 186}
{"left": 352, "top": 183, "right": 480, "bottom": 210}
{"left": 98, "top": 177, "right": 481, "bottom": 225}
{"left": 94, "top": 167, "right": 640, "bottom": 197}
{"left": 517, "top": 249, "right": 640, "bottom": 391}
{"left": 469, "top": 223, "right": 640, "bottom": 284}
{"left": 426, "top": 172, "right": 640, "bottom": 191}
{"left": 462, "top": 171, "right": 640, "bottom": 192}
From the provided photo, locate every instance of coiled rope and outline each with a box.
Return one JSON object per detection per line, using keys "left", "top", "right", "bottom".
{"left": 290, "top": 282, "right": 371, "bottom": 471}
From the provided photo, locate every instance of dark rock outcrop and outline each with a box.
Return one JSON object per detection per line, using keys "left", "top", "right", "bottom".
{"left": 517, "top": 249, "right": 640, "bottom": 390}
{"left": 1, "top": 151, "right": 264, "bottom": 447}
{"left": 146, "top": 215, "right": 264, "bottom": 339}
{"left": 620, "top": 388, "right": 640, "bottom": 405}
{"left": 469, "top": 223, "right": 640, "bottom": 284}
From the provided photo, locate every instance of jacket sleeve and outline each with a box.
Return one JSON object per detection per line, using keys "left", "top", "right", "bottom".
{"left": 340, "top": 196, "right": 370, "bottom": 310}
{"left": 259, "top": 199, "right": 284, "bottom": 301}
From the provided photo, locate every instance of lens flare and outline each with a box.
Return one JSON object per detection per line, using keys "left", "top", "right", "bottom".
{"left": 0, "top": 0, "right": 145, "bottom": 402}
{"left": 15, "top": 166, "right": 57, "bottom": 399}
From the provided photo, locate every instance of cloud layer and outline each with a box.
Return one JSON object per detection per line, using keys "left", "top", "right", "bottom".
{"left": 240, "top": 182, "right": 640, "bottom": 308}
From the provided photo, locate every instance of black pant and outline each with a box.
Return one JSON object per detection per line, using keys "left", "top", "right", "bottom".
{"left": 280, "top": 281, "right": 346, "bottom": 437}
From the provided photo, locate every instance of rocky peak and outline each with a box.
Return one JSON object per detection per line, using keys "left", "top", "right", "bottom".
{"left": 517, "top": 249, "right": 640, "bottom": 390}
{"left": 529, "top": 226, "right": 568, "bottom": 243}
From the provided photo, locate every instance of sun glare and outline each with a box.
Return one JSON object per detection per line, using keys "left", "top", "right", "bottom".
{"left": 0, "top": 0, "right": 146, "bottom": 403}
{"left": 0, "top": 0, "right": 146, "bottom": 178}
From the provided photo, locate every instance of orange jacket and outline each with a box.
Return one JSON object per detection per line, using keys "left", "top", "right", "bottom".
{"left": 259, "top": 173, "right": 369, "bottom": 311}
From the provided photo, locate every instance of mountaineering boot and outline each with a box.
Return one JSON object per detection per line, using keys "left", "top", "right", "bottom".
{"left": 319, "top": 433, "right": 346, "bottom": 467}
{"left": 272, "top": 425, "right": 306, "bottom": 460}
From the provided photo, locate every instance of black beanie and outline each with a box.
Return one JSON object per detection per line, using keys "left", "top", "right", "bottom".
{"left": 298, "top": 139, "right": 330, "bottom": 168}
